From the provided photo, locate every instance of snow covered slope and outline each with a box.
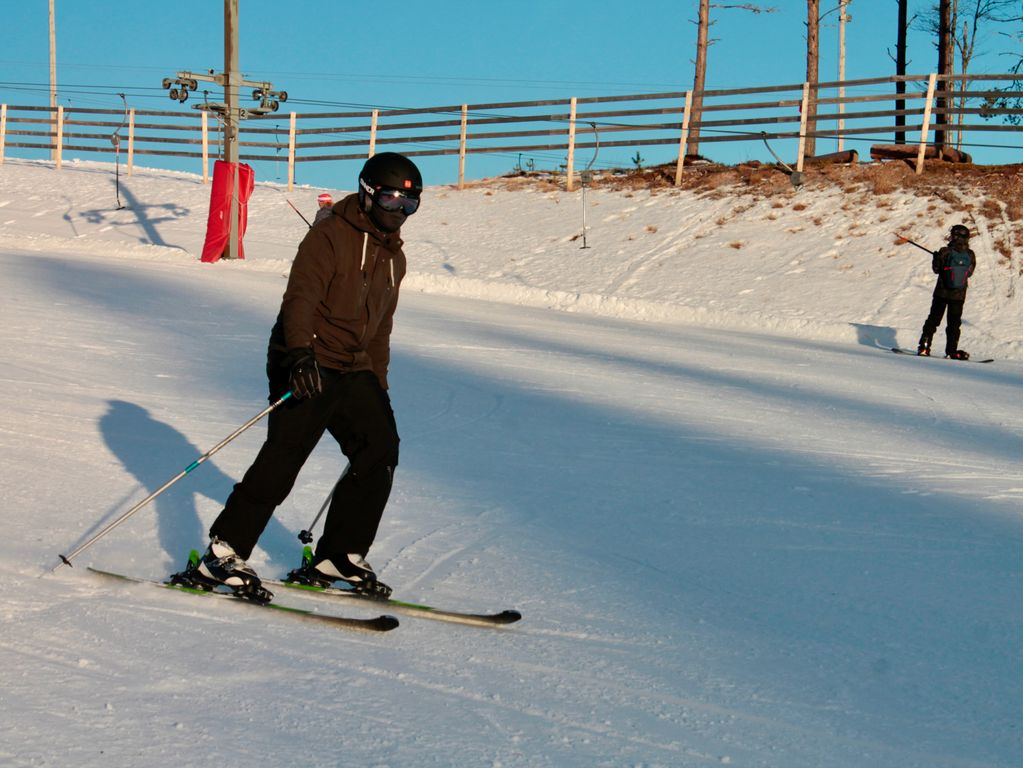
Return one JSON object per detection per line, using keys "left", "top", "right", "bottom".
{"left": 1, "top": 159, "right": 1021, "bottom": 767}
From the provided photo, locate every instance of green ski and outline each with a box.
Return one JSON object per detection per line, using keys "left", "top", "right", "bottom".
{"left": 87, "top": 564, "right": 399, "bottom": 633}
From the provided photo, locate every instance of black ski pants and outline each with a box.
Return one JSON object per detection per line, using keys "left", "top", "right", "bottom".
{"left": 921, "top": 295, "right": 965, "bottom": 356}
{"left": 210, "top": 369, "right": 399, "bottom": 562}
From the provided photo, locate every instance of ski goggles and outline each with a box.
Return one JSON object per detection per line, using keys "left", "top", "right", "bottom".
{"left": 361, "top": 179, "right": 421, "bottom": 215}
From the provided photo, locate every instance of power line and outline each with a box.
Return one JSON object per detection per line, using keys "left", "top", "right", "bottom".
{"left": 0, "top": 60, "right": 686, "bottom": 93}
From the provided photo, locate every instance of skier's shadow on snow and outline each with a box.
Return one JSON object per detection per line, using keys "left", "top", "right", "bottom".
{"left": 851, "top": 323, "right": 899, "bottom": 350}
{"left": 99, "top": 400, "right": 293, "bottom": 571}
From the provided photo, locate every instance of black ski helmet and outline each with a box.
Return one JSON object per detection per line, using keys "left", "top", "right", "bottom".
{"left": 358, "top": 152, "right": 423, "bottom": 212}
{"left": 950, "top": 224, "right": 970, "bottom": 240}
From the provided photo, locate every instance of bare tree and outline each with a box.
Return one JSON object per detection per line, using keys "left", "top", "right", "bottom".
{"left": 686, "top": 2, "right": 777, "bottom": 158}
{"left": 922, "top": 1, "right": 1016, "bottom": 147}
{"left": 805, "top": 0, "right": 821, "bottom": 158}
{"left": 994, "top": 6, "right": 1023, "bottom": 72}
{"left": 951, "top": 1, "right": 1018, "bottom": 146}
{"left": 976, "top": 5, "right": 1023, "bottom": 123}
{"left": 893, "top": 0, "right": 913, "bottom": 143}
{"left": 687, "top": 0, "right": 712, "bottom": 157}
{"left": 937, "top": 0, "right": 957, "bottom": 150}
{"left": 953, "top": 3, "right": 1023, "bottom": 123}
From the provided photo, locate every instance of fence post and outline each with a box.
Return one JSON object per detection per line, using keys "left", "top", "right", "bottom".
{"left": 369, "top": 109, "right": 378, "bottom": 158}
{"left": 0, "top": 104, "right": 6, "bottom": 164}
{"left": 674, "top": 90, "right": 693, "bottom": 186}
{"left": 457, "top": 104, "right": 468, "bottom": 191}
{"left": 796, "top": 82, "right": 810, "bottom": 173}
{"left": 201, "top": 111, "right": 209, "bottom": 184}
{"left": 916, "top": 73, "right": 937, "bottom": 175}
{"left": 566, "top": 97, "right": 577, "bottom": 192}
{"left": 288, "top": 111, "right": 297, "bottom": 191}
{"left": 55, "top": 105, "right": 64, "bottom": 169}
{"left": 127, "top": 108, "right": 135, "bottom": 176}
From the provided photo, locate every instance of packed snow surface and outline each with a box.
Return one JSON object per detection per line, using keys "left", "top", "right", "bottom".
{"left": 1, "top": 159, "right": 1021, "bottom": 767}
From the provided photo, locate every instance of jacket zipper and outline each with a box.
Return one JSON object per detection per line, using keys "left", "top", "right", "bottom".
{"left": 356, "top": 232, "right": 394, "bottom": 348}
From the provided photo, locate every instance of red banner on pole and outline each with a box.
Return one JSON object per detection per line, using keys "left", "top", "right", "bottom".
{"left": 200, "top": 160, "right": 254, "bottom": 263}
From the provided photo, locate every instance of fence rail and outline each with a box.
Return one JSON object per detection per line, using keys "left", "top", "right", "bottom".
{"left": 1, "top": 72, "right": 1021, "bottom": 190}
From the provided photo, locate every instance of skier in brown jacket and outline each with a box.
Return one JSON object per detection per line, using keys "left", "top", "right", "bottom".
{"left": 190, "top": 152, "right": 422, "bottom": 601}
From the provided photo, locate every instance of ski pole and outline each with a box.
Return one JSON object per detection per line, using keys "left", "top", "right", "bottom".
{"left": 894, "top": 232, "right": 934, "bottom": 255}
{"left": 297, "top": 464, "right": 349, "bottom": 544}
{"left": 111, "top": 93, "right": 128, "bottom": 211}
{"left": 286, "top": 199, "right": 313, "bottom": 229}
{"left": 53, "top": 392, "right": 293, "bottom": 572}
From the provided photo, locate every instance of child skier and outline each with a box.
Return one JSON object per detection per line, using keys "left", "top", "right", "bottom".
{"left": 918, "top": 224, "right": 976, "bottom": 360}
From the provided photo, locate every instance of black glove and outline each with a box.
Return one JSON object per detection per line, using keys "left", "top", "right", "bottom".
{"left": 285, "top": 347, "right": 322, "bottom": 400}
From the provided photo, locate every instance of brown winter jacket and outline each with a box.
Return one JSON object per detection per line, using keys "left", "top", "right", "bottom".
{"left": 269, "top": 193, "right": 406, "bottom": 389}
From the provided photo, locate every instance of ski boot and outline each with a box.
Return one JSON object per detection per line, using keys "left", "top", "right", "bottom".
{"left": 946, "top": 349, "right": 970, "bottom": 361}
{"left": 917, "top": 337, "right": 931, "bottom": 356}
{"left": 169, "top": 538, "right": 273, "bottom": 604}
{"left": 286, "top": 546, "right": 393, "bottom": 599}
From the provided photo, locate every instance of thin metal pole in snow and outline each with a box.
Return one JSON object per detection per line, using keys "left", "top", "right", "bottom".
{"left": 579, "top": 122, "right": 599, "bottom": 250}
{"left": 580, "top": 182, "right": 590, "bottom": 250}
{"left": 51, "top": 392, "right": 293, "bottom": 572}
{"left": 111, "top": 93, "right": 128, "bottom": 210}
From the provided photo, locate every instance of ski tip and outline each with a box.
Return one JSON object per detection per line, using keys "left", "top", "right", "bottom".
{"left": 494, "top": 610, "right": 523, "bottom": 624}
{"left": 376, "top": 615, "right": 400, "bottom": 631}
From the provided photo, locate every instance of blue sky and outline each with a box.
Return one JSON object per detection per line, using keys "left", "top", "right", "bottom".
{"left": 1, "top": 1, "right": 1019, "bottom": 188}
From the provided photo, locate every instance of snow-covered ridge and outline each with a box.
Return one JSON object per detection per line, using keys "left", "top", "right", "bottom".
{"left": 2, "top": 157, "right": 1019, "bottom": 359}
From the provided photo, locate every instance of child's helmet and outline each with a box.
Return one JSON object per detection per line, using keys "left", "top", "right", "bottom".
{"left": 950, "top": 224, "right": 970, "bottom": 240}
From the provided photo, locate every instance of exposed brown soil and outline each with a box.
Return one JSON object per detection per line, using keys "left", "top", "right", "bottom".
{"left": 469, "top": 158, "right": 1023, "bottom": 271}
{"left": 484, "top": 158, "right": 1023, "bottom": 205}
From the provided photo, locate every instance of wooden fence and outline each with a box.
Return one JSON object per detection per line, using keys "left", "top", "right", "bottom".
{"left": 1, "top": 72, "right": 1021, "bottom": 191}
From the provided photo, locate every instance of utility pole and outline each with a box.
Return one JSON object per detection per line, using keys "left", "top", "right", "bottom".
{"left": 805, "top": 0, "right": 820, "bottom": 159}
{"left": 837, "top": 0, "right": 851, "bottom": 151}
{"left": 160, "top": 0, "right": 286, "bottom": 260}
{"left": 48, "top": 0, "right": 57, "bottom": 162}
{"left": 223, "top": 0, "right": 240, "bottom": 261}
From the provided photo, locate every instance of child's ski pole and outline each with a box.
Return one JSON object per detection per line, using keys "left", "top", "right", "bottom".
{"left": 894, "top": 232, "right": 933, "bottom": 255}
{"left": 287, "top": 199, "right": 313, "bottom": 229}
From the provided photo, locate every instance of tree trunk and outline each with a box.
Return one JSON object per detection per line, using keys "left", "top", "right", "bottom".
{"left": 935, "top": 0, "right": 954, "bottom": 149}
{"left": 687, "top": 0, "right": 710, "bottom": 157}
{"left": 805, "top": 0, "right": 820, "bottom": 158}
{"left": 895, "top": 0, "right": 908, "bottom": 143}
